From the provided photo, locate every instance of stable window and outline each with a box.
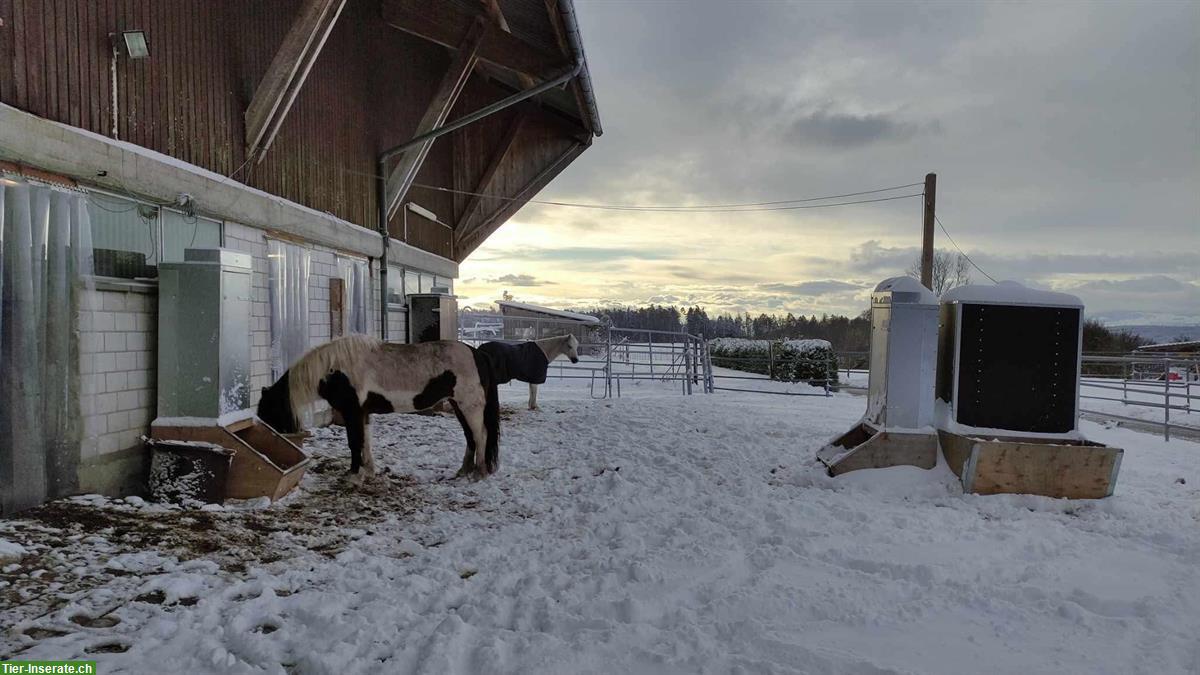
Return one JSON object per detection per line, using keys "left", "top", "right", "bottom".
{"left": 85, "top": 191, "right": 223, "bottom": 278}
{"left": 87, "top": 192, "right": 159, "bottom": 278}
{"left": 162, "top": 209, "right": 221, "bottom": 263}
{"left": 404, "top": 270, "right": 420, "bottom": 299}
{"left": 387, "top": 265, "right": 405, "bottom": 306}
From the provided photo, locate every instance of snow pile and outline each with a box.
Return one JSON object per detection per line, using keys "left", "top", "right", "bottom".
{"left": 2, "top": 383, "right": 1198, "bottom": 674}
{"left": 0, "top": 537, "right": 26, "bottom": 563}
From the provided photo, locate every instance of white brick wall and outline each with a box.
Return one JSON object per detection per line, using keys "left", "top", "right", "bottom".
{"left": 75, "top": 221, "right": 419, "bottom": 476}
{"left": 78, "top": 286, "right": 156, "bottom": 460}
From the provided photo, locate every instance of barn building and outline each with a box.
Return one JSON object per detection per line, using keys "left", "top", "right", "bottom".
{"left": 0, "top": 0, "right": 602, "bottom": 512}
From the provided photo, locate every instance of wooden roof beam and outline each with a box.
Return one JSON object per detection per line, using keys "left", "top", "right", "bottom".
{"left": 456, "top": 111, "right": 526, "bottom": 233}
{"left": 383, "top": 19, "right": 486, "bottom": 222}
{"left": 382, "top": 0, "right": 568, "bottom": 81}
{"left": 455, "top": 141, "right": 586, "bottom": 260}
{"left": 245, "top": 0, "right": 346, "bottom": 161}
{"left": 480, "top": 0, "right": 537, "bottom": 90}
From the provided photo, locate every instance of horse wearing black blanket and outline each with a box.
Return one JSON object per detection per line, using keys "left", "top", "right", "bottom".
{"left": 478, "top": 334, "right": 580, "bottom": 410}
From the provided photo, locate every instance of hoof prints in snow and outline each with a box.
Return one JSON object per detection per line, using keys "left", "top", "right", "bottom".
{"left": 1, "top": 386, "right": 1199, "bottom": 674}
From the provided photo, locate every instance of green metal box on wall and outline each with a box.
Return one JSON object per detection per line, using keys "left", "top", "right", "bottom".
{"left": 156, "top": 249, "right": 254, "bottom": 420}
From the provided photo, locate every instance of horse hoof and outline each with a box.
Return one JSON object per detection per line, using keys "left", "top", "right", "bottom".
{"left": 347, "top": 471, "right": 366, "bottom": 487}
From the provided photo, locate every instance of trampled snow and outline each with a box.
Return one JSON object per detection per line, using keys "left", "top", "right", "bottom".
{"left": 2, "top": 381, "right": 1198, "bottom": 674}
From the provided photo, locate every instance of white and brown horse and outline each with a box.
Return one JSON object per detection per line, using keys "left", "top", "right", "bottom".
{"left": 256, "top": 335, "right": 500, "bottom": 482}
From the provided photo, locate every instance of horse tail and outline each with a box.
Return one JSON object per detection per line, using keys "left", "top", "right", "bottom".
{"left": 287, "top": 334, "right": 382, "bottom": 421}
{"left": 473, "top": 347, "right": 501, "bottom": 472}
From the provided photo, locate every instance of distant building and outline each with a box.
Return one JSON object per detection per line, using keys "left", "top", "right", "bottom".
{"left": 497, "top": 300, "right": 600, "bottom": 342}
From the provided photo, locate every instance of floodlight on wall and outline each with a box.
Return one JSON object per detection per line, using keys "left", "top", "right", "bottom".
{"left": 122, "top": 31, "right": 150, "bottom": 59}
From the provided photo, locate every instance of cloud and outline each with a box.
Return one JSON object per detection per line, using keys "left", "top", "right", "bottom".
{"left": 485, "top": 274, "right": 554, "bottom": 287}
{"left": 758, "top": 280, "right": 867, "bottom": 295}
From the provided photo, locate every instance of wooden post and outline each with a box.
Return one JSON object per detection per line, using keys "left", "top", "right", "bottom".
{"left": 330, "top": 277, "right": 345, "bottom": 338}
{"left": 921, "top": 172, "right": 937, "bottom": 291}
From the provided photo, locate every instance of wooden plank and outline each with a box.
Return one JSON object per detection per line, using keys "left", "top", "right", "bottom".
{"left": 330, "top": 276, "right": 345, "bottom": 338}
{"left": 11, "top": 0, "right": 27, "bottom": 108}
{"left": 456, "top": 110, "right": 524, "bottom": 231}
{"left": 245, "top": 0, "right": 345, "bottom": 159}
{"left": 939, "top": 430, "right": 1122, "bottom": 499}
{"left": 23, "top": 0, "right": 45, "bottom": 116}
{"left": 967, "top": 441, "right": 1121, "bottom": 499}
{"left": 383, "top": 17, "right": 486, "bottom": 221}
{"left": 455, "top": 140, "right": 584, "bottom": 259}
{"left": 0, "top": 0, "right": 15, "bottom": 104}
{"left": 481, "top": 0, "right": 536, "bottom": 89}
{"left": 382, "top": 0, "right": 566, "bottom": 81}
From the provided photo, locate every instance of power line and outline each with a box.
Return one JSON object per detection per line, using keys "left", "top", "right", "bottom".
{"left": 408, "top": 178, "right": 921, "bottom": 210}
{"left": 936, "top": 214, "right": 998, "bottom": 283}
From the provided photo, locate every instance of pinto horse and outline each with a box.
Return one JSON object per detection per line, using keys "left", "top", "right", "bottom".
{"left": 256, "top": 335, "right": 500, "bottom": 483}
{"left": 477, "top": 334, "right": 580, "bottom": 410}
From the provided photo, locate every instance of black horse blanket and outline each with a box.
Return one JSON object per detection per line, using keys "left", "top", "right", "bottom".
{"left": 477, "top": 341, "right": 550, "bottom": 385}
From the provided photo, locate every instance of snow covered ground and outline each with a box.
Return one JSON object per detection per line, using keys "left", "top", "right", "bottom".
{"left": 3, "top": 381, "right": 1199, "bottom": 674}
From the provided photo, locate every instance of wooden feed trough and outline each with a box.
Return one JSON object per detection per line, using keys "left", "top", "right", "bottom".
{"left": 151, "top": 417, "right": 311, "bottom": 501}
{"left": 938, "top": 430, "right": 1122, "bottom": 499}
{"left": 817, "top": 422, "right": 938, "bottom": 476}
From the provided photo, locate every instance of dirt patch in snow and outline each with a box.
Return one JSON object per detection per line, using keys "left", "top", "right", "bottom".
{"left": 0, "top": 453, "right": 433, "bottom": 646}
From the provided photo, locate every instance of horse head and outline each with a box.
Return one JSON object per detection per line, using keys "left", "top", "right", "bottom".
{"left": 257, "top": 372, "right": 299, "bottom": 433}
{"left": 564, "top": 334, "right": 580, "bottom": 363}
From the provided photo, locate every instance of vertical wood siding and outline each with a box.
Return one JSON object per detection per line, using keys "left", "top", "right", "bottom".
{"left": 0, "top": 0, "right": 586, "bottom": 262}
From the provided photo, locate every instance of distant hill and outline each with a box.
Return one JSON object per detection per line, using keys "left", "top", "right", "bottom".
{"left": 1121, "top": 324, "right": 1200, "bottom": 344}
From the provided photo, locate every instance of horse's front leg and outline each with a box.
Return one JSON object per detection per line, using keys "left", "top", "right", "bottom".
{"left": 528, "top": 383, "right": 539, "bottom": 410}
{"left": 344, "top": 409, "right": 368, "bottom": 487}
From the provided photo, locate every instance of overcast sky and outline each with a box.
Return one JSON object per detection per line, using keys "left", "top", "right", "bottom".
{"left": 458, "top": 0, "right": 1199, "bottom": 325}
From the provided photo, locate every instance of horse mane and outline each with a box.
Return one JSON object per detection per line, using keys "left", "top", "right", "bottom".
{"left": 287, "top": 334, "right": 382, "bottom": 419}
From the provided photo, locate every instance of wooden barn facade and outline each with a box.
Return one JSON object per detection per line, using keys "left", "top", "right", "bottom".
{"left": 0, "top": 0, "right": 601, "bottom": 511}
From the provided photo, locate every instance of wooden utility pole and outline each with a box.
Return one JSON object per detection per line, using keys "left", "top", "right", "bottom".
{"left": 921, "top": 172, "right": 937, "bottom": 291}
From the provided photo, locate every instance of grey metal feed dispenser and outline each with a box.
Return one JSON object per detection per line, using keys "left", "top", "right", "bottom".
{"left": 152, "top": 248, "right": 309, "bottom": 501}
{"left": 817, "top": 276, "right": 940, "bottom": 475}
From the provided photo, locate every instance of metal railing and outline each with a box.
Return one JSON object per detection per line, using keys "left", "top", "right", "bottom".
{"left": 458, "top": 314, "right": 713, "bottom": 398}
{"left": 1077, "top": 354, "right": 1199, "bottom": 441}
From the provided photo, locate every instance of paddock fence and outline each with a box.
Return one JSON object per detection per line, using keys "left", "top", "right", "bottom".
{"left": 458, "top": 314, "right": 713, "bottom": 398}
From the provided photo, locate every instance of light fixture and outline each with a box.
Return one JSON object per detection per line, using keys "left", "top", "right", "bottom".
{"left": 122, "top": 30, "right": 149, "bottom": 59}
{"left": 405, "top": 202, "right": 438, "bottom": 223}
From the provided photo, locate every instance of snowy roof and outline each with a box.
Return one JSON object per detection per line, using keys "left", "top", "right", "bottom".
{"left": 1134, "top": 340, "right": 1200, "bottom": 352}
{"left": 497, "top": 301, "right": 601, "bottom": 324}
{"left": 873, "top": 276, "right": 937, "bottom": 305}
{"left": 941, "top": 281, "right": 1082, "bottom": 308}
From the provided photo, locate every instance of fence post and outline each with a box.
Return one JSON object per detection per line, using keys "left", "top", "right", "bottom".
{"left": 1164, "top": 358, "right": 1171, "bottom": 442}
{"left": 768, "top": 342, "right": 775, "bottom": 380}
{"left": 605, "top": 326, "right": 613, "bottom": 398}
{"left": 684, "top": 339, "right": 693, "bottom": 395}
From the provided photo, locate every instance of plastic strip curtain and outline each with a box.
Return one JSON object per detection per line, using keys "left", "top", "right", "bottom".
{"left": 337, "top": 257, "right": 369, "bottom": 334}
{"left": 1, "top": 178, "right": 93, "bottom": 513}
{"left": 267, "top": 239, "right": 311, "bottom": 380}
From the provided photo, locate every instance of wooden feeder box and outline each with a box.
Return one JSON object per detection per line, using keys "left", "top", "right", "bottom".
{"left": 938, "top": 430, "right": 1122, "bottom": 499}
{"left": 151, "top": 416, "right": 309, "bottom": 501}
